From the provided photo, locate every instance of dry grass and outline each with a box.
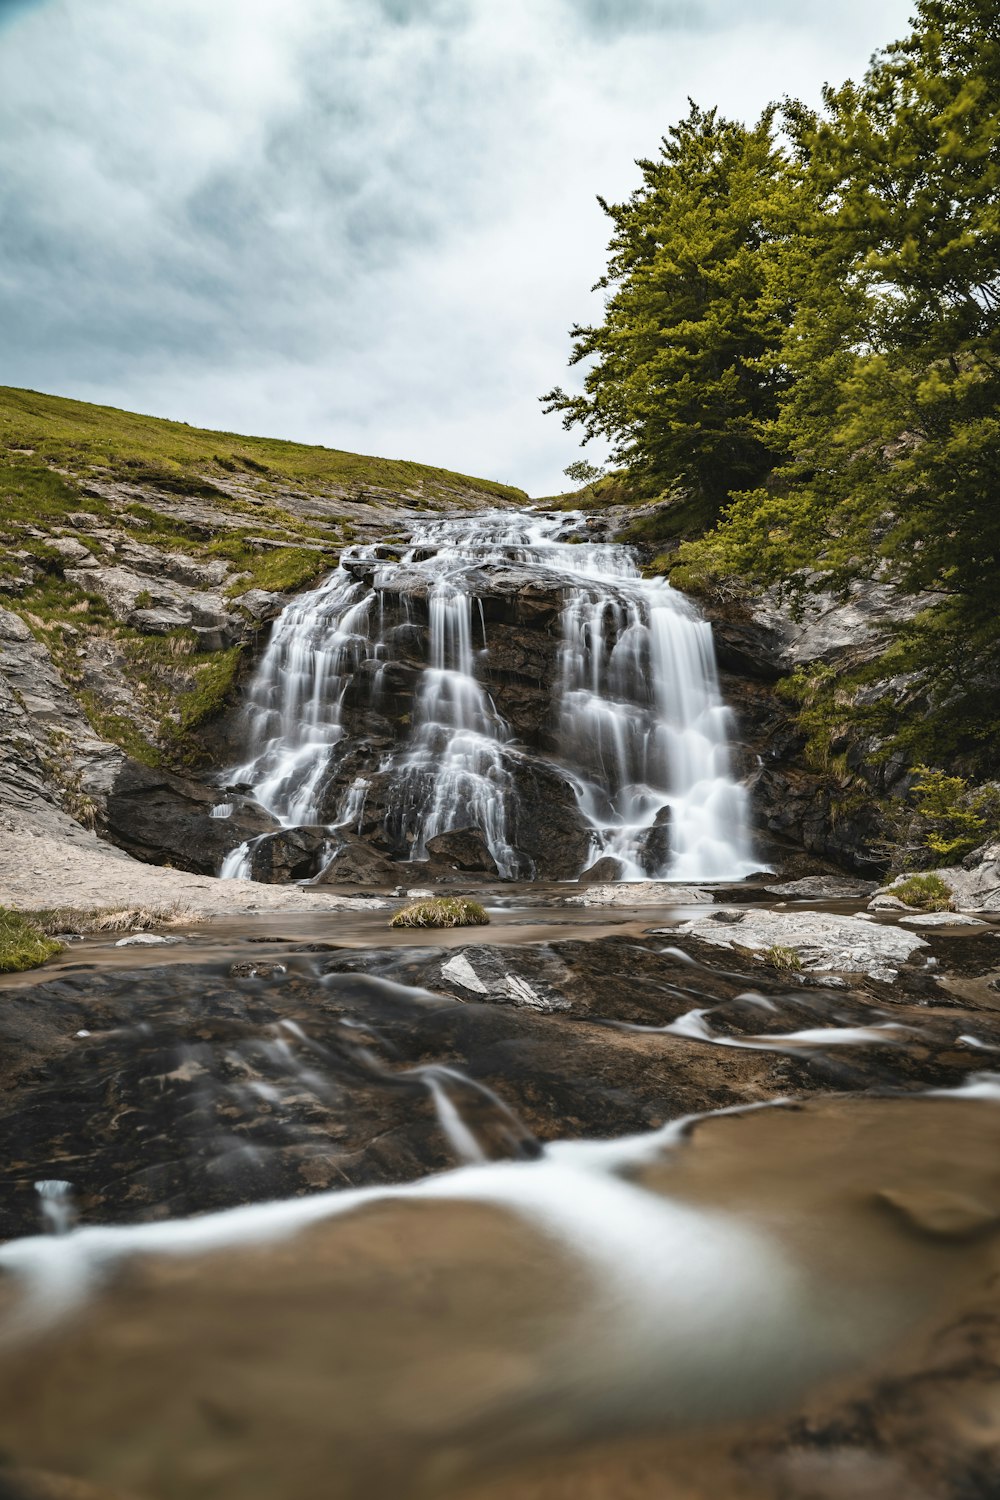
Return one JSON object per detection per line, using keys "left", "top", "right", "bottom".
{"left": 30, "top": 903, "right": 198, "bottom": 936}
{"left": 389, "top": 897, "right": 490, "bottom": 929}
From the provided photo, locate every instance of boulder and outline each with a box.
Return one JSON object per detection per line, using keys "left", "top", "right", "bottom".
{"left": 425, "top": 827, "right": 499, "bottom": 875}
{"left": 578, "top": 856, "right": 626, "bottom": 885}
{"left": 765, "top": 877, "right": 878, "bottom": 900}
{"left": 314, "top": 835, "right": 399, "bottom": 886}
{"left": 664, "top": 908, "right": 927, "bottom": 984}
{"left": 639, "top": 806, "right": 673, "bottom": 874}
{"left": 247, "top": 827, "right": 330, "bottom": 884}
{"left": 100, "top": 761, "right": 280, "bottom": 875}
{"left": 508, "top": 760, "right": 592, "bottom": 880}
{"left": 569, "top": 882, "right": 714, "bottom": 907}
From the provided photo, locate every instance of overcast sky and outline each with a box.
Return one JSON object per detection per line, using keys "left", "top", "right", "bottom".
{"left": 1, "top": 0, "right": 914, "bottom": 495}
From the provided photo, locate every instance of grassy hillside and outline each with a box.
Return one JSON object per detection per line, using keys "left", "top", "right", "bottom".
{"left": 0, "top": 386, "right": 524, "bottom": 771}
{"left": 0, "top": 387, "right": 526, "bottom": 507}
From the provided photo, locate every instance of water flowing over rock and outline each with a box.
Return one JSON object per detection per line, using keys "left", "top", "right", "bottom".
{"left": 220, "top": 511, "right": 758, "bottom": 884}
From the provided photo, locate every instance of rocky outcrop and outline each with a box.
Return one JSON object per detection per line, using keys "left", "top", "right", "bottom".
{"left": 662, "top": 906, "right": 928, "bottom": 983}
{"left": 874, "top": 843, "right": 1000, "bottom": 912}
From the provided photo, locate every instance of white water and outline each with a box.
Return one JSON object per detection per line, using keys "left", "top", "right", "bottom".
{"left": 221, "top": 510, "right": 757, "bottom": 882}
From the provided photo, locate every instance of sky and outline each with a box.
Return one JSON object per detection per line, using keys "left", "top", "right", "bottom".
{"left": 0, "top": 0, "right": 915, "bottom": 496}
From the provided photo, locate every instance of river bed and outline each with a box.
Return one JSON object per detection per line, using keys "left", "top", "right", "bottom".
{"left": 1, "top": 897, "right": 999, "bottom": 1498}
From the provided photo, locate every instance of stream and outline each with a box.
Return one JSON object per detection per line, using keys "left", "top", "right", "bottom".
{"left": 1, "top": 891, "right": 1000, "bottom": 1499}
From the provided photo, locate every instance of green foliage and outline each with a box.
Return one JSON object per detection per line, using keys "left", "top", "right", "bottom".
{"left": 543, "top": 102, "right": 801, "bottom": 520}
{"left": 762, "top": 944, "right": 802, "bottom": 974}
{"left": 389, "top": 897, "right": 490, "bottom": 929}
{"left": 0, "top": 908, "right": 63, "bottom": 973}
{"left": 224, "top": 546, "right": 335, "bottom": 597}
{"left": 907, "top": 766, "right": 1000, "bottom": 862}
{"left": 563, "top": 459, "right": 605, "bottom": 485}
{"left": 550, "top": 2, "right": 1000, "bottom": 770}
{"left": 891, "top": 873, "right": 955, "bottom": 911}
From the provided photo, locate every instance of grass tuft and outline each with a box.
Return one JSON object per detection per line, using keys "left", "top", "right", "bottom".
{"left": 390, "top": 897, "right": 490, "bottom": 929}
{"left": 762, "top": 943, "right": 803, "bottom": 974}
{"left": 30, "top": 904, "right": 196, "bottom": 935}
{"left": 0, "top": 907, "right": 63, "bottom": 972}
{"left": 891, "top": 873, "right": 954, "bottom": 912}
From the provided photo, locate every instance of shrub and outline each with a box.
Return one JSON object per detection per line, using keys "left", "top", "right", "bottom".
{"left": 390, "top": 897, "right": 490, "bottom": 929}
{"left": 0, "top": 907, "right": 63, "bottom": 972}
{"left": 762, "top": 944, "right": 802, "bottom": 975}
{"left": 906, "top": 768, "right": 1000, "bottom": 865}
{"left": 891, "top": 873, "right": 954, "bottom": 912}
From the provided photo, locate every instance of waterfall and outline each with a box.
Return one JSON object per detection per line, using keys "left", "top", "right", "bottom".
{"left": 220, "top": 510, "right": 757, "bottom": 882}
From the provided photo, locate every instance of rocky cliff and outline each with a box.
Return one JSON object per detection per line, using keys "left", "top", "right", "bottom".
{"left": 0, "top": 387, "right": 525, "bottom": 872}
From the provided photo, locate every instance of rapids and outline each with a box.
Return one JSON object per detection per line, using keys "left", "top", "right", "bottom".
{"left": 219, "top": 510, "right": 757, "bottom": 882}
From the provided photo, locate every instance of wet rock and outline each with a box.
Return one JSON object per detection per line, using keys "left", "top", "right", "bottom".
{"left": 228, "top": 961, "right": 288, "bottom": 978}
{"left": 425, "top": 827, "right": 499, "bottom": 874}
{"left": 114, "top": 934, "right": 183, "bottom": 948}
{"left": 439, "top": 947, "right": 571, "bottom": 1011}
{"left": 578, "top": 856, "right": 626, "bottom": 885}
{"left": 508, "top": 760, "right": 593, "bottom": 879}
{"left": 639, "top": 805, "right": 673, "bottom": 872}
{"left": 247, "top": 827, "right": 330, "bottom": 883}
{"left": 314, "top": 835, "right": 399, "bottom": 886}
{"left": 99, "top": 761, "right": 280, "bottom": 876}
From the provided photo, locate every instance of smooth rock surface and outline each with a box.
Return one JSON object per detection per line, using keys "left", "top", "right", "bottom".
{"left": 667, "top": 908, "right": 928, "bottom": 982}
{"left": 568, "top": 882, "right": 714, "bottom": 907}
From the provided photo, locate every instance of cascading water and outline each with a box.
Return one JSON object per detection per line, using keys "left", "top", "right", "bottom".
{"left": 220, "top": 510, "right": 758, "bottom": 882}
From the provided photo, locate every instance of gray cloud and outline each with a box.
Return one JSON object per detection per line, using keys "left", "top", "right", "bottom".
{"left": 0, "top": 0, "right": 913, "bottom": 493}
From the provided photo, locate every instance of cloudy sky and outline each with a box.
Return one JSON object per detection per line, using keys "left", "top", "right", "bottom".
{"left": 1, "top": 0, "right": 913, "bottom": 495}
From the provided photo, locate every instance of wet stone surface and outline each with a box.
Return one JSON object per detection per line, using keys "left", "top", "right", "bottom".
{"left": 1, "top": 923, "right": 998, "bottom": 1240}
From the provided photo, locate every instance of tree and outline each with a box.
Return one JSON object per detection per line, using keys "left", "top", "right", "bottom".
{"left": 677, "top": 0, "right": 1000, "bottom": 761}
{"left": 542, "top": 102, "right": 799, "bottom": 523}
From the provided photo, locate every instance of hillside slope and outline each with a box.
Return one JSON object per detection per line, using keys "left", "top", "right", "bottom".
{"left": 0, "top": 386, "right": 524, "bottom": 863}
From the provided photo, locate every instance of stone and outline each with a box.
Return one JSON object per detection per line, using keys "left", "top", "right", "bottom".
{"left": 314, "top": 836, "right": 399, "bottom": 886}
{"left": 669, "top": 908, "right": 927, "bottom": 983}
{"left": 578, "top": 856, "right": 626, "bottom": 885}
{"left": 569, "top": 882, "right": 714, "bottom": 907}
{"left": 100, "top": 761, "right": 280, "bottom": 876}
{"left": 46, "top": 536, "right": 96, "bottom": 565}
{"left": 425, "top": 827, "right": 499, "bottom": 874}
{"left": 899, "top": 912, "right": 987, "bottom": 928}
{"left": 114, "top": 933, "right": 183, "bottom": 947}
{"left": 247, "top": 827, "right": 330, "bottom": 884}
{"left": 765, "top": 877, "right": 878, "bottom": 899}
{"left": 439, "top": 947, "right": 571, "bottom": 1012}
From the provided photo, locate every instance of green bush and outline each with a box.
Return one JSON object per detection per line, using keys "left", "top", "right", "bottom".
{"left": 891, "top": 873, "right": 954, "bottom": 913}
{"left": 907, "top": 768, "right": 999, "bottom": 865}
{"left": 0, "top": 907, "right": 63, "bottom": 972}
{"left": 389, "top": 897, "right": 490, "bottom": 929}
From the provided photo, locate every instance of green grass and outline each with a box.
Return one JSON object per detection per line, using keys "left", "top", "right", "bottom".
{"left": 0, "top": 386, "right": 527, "bottom": 508}
{"left": 0, "top": 385, "right": 524, "bottom": 770}
{"left": 891, "top": 873, "right": 955, "bottom": 912}
{"left": 0, "top": 908, "right": 63, "bottom": 973}
{"left": 389, "top": 897, "right": 490, "bottom": 929}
